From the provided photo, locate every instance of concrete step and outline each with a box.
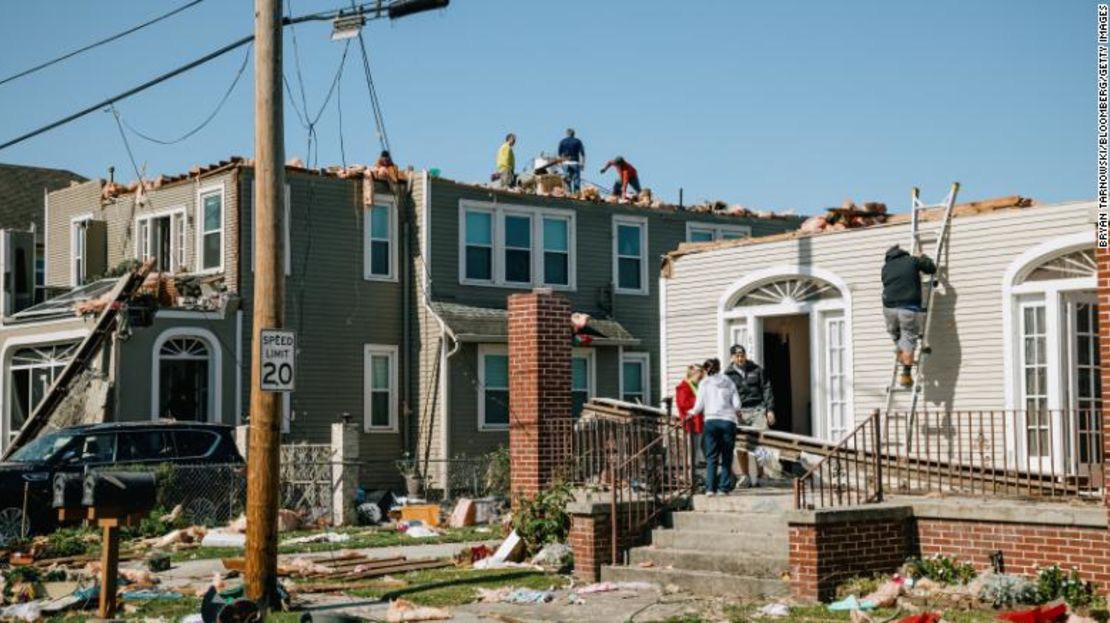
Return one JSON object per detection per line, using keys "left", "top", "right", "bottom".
{"left": 651, "top": 528, "right": 788, "bottom": 556}
{"left": 628, "top": 546, "right": 788, "bottom": 577}
{"left": 601, "top": 564, "right": 789, "bottom": 599}
{"left": 690, "top": 492, "right": 794, "bottom": 513}
{"left": 670, "top": 511, "right": 787, "bottom": 535}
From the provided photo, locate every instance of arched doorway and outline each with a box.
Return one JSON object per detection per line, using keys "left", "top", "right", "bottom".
{"left": 718, "top": 266, "right": 852, "bottom": 440}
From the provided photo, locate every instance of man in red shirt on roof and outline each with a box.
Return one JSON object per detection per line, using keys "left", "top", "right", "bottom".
{"left": 600, "top": 156, "right": 641, "bottom": 199}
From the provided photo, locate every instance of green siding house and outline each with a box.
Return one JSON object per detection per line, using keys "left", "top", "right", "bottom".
{"left": 0, "top": 158, "right": 801, "bottom": 490}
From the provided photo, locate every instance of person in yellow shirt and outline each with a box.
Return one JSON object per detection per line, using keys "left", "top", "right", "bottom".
{"left": 496, "top": 133, "right": 516, "bottom": 188}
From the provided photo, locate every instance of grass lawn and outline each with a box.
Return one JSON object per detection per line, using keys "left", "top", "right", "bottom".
{"left": 44, "top": 595, "right": 305, "bottom": 623}
{"left": 649, "top": 603, "right": 1008, "bottom": 623}
{"left": 339, "top": 567, "right": 569, "bottom": 607}
{"left": 169, "top": 525, "right": 497, "bottom": 562}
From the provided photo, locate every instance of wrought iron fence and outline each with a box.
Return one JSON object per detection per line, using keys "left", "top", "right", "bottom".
{"left": 794, "top": 408, "right": 1105, "bottom": 510}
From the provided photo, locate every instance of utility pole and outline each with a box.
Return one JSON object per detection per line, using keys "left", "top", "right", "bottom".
{"left": 245, "top": 0, "right": 285, "bottom": 607}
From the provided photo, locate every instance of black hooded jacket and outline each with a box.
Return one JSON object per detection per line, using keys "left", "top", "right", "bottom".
{"left": 881, "top": 246, "right": 937, "bottom": 309}
{"left": 725, "top": 360, "right": 775, "bottom": 410}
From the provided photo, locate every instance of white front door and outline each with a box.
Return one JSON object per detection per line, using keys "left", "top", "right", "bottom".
{"left": 824, "top": 314, "right": 849, "bottom": 440}
{"left": 1064, "top": 293, "right": 1101, "bottom": 476}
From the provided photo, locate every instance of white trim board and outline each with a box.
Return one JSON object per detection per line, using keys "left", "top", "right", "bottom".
{"left": 364, "top": 343, "right": 400, "bottom": 433}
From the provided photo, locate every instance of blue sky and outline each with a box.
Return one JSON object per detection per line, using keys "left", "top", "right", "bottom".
{"left": 0, "top": 1, "right": 1095, "bottom": 214}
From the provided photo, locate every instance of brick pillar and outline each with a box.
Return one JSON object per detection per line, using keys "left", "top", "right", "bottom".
{"left": 1099, "top": 244, "right": 1110, "bottom": 510}
{"left": 508, "top": 288, "right": 572, "bottom": 499}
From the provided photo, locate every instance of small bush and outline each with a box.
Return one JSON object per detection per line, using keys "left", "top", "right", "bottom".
{"left": 904, "top": 554, "right": 977, "bottom": 585}
{"left": 511, "top": 482, "right": 574, "bottom": 555}
{"left": 121, "top": 507, "right": 190, "bottom": 541}
{"left": 979, "top": 573, "right": 1040, "bottom": 608}
{"left": 484, "top": 447, "right": 510, "bottom": 500}
{"left": 835, "top": 575, "right": 884, "bottom": 600}
{"left": 1037, "top": 565, "right": 1101, "bottom": 609}
{"left": 38, "top": 527, "right": 95, "bottom": 559}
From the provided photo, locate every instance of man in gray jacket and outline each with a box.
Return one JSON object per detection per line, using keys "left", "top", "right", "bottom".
{"left": 725, "top": 344, "right": 775, "bottom": 487}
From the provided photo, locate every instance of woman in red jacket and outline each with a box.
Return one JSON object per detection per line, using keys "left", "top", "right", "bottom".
{"left": 675, "top": 363, "right": 705, "bottom": 465}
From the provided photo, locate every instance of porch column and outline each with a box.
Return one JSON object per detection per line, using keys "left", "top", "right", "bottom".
{"left": 1098, "top": 244, "right": 1110, "bottom": 510}
{"left": 507, "top": 288, "right": 572, "bottom": 499}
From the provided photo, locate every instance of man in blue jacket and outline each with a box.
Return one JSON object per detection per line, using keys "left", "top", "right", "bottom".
{"left": 882, "top": 245, "right": 937, "bottom": 387}
{"left": 557, "top": 129, "right": 585, "bottom": 193}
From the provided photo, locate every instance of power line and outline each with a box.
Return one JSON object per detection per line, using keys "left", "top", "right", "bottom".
{"left": 356, "top": 31, "right": 391, "bottom": 154}
{"left": 0, "top": 0, "right": 206, "bottom": 87}
{"left": 119, "top": 44, "right": 253, "bottom": 145}
{"left": 0, "top": 34, "right": 253, "bottom": 152}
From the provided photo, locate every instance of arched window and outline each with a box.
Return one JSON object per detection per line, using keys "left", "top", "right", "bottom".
{"left": 731, "top": 276, "right": 842, "bottom": 307}
{"left": 9, "top": 342, "right": 79, "bottom": 433}
{"left": 157, "top": 336, "right": 212, "bottom": 421}
{"left": 1017, "top": 248, "right": 1096, "bottom": 284}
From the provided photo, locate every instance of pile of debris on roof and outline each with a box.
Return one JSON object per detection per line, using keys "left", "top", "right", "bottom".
{"left": 683, "top": 199, "right": 791, "bottom": 220}
{"left": 798, "top": 200, "right": 890, "bottom": 234}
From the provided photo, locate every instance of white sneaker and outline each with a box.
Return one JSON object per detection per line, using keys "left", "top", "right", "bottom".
{"left": 705, "top": 491, "right": 717, "bottom": 497}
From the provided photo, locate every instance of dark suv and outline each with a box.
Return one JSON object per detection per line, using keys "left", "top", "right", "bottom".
{"left": 0, "top": 421, "right": 244, "bottom": 544}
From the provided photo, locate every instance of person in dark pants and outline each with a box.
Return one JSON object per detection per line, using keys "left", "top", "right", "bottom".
{"left": 690, "top": 357, "right": 741, "bottom": 496}
{"left": 725, "top": 344, "right": 775, "bottom": 487}
{"left": 600, "top": 156, "right": 641, "bottom": 199}
{"left": 557, "top": 128, "right": 585, "bottom": 193}
{"left": 881, "top": 245, "right": 937, "bottom": 387}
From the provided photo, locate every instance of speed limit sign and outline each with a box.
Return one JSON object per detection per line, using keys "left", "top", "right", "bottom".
{"left": 260, "top": 329, "right": 296, "bottom": 392}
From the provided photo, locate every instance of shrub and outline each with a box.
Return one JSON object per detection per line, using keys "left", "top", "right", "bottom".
{"left": 1037, "top": 565, "right": 1101, "bottom": 609}
{"left": 511, "top": 482, "right": 574, "bottom": 555}
{"left": 484, "top": 447, "right": 510, "bottom": 500}
{"left": 835, "top": 575, "right": 884, "bottom": 600}
{"left": 979, "top": 573, "right": 1040, "bottom": 608}
{"left": 904, "top": 554, "right": 977, "bottom": 585}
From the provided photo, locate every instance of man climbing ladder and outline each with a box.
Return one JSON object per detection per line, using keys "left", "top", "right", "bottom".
{"left": 882, "top": 245, "right": 937, "bottom": 387}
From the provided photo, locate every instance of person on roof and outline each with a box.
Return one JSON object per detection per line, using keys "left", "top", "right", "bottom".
{"left": 882, "top": 245, "right": 938, "bottom": 387}
{"left": 558, "top": 129, "right": 586, "bottom": 193}
{"left": 373, "top": 150, "right": 401, "bottom": 182}
{"left": 495, "top": 133, "right": 516, "bottom": 188}
{"left": 600, "top": 156, "right": 641, "bottom": 199}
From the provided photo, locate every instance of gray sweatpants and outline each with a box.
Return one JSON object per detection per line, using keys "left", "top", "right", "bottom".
{"left": 884, "top": 307, "right": 921, "bottom": 355}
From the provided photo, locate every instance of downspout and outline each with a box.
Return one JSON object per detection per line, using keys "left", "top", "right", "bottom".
{"left": 417, "top": 171, "right": 460, "bottom": 474}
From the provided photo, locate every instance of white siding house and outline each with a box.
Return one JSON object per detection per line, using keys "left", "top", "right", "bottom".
{"left": 660, "top": 200, "right": 1099, "bottom": 463}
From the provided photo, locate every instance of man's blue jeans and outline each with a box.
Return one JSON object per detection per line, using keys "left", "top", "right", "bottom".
{"left": 703, "top": 419, "right": 737, "bottom": 493}
{"left": 564, "top": 164, "right": 581, "bottom": 193}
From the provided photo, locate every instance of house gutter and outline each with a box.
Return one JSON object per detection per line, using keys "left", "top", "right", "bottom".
{"left": 418, "top": 171, "right": 459, "bottom": 471}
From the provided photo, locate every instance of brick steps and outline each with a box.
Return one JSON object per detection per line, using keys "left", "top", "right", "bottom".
{"left": 629, "top": 547, "right": 788, "bottom": 576}
{"left": 600, "top": 565, "right": 789, "bottom": 599}
{"left": 670, "top": 510, "right": 785, "bottom": 534}
{"left": 651, "top": 528, "right": 788, "bottom": 556}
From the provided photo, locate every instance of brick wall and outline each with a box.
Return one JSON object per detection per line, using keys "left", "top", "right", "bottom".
{"left": 916, "top": 519, "right": 1110, "bottom": 588}
{"left": 789, "top": 510, "right": 912, "bottom": 601}
{"left": 507, "top": 289, "right": 572, "bottom": 499}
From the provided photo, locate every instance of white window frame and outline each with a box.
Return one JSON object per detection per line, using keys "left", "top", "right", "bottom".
{"left": 478, "top": 344, "right": 510, "bottom": 431}
{"left": 249, "top": 182, "right": 292, "bottom": 276}
{"left": 150, "top": 327, "right": 222, "bottom": 423}
{"left": 134, "top": 206, "right": 188, "bottom": 273}
{"left": 363, "top": 344, "right": 398, "bottom": 432}
{"left": 824, "top": 315, "right": 849, "bottom": 440}
{"left": 612, "top": 215, "right": 649, "bottom": 295}
{"left": 197, "top": 184, "right": 225, "bottom": 274}
{"left": 541, "top": 214, "right": 573, "bottom": 289}
{"left": 69, "top": 213, "right": 92, "bottom": 287}
{"left": 571, "top": 347, "right": 596, "bottom": 417}
{"left": 686, "top": 222, "right": 751, "bottom": 243}
{"left": 457, "top": 200, "right": 577, "bottom": 291}
{"left": 619, "top": 350, "right": 651, "bottom": 405}
{"left": 364, "top": 197, "right": 397, "bottom": 282}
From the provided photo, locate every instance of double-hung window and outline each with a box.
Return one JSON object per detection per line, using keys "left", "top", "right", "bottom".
{"left": 571, "top": 349, "right": 595, "bottom": 418}
{"left": 464, "top": 209, "right": 494, "bottom": 281}
{"left": 364, "top": 345, "right": 398, "bottom": 432}
{"left": 479, "top": 345, "right": 510, "bottom": 430}
{"left": 686, "top": 223, "right": 751, "bottom": 243}
{"left": 503, "top": 214, "right": 532, "bottom": 284}
{"left": 365, "top": 202, "right": 395, "bottom": 281}
{"left": 543, "top": 217, "right": 571, "bottom": 287}
{"left": 460, "top": 202, "right": 576, "bottom": 289}
{"left": 620, "top": 351, "right": 650, "bottom": 404}
{"left": 198, "top": 187, "right": 224, "bottom": 272}
{"left": 613, "top": 216, "right": 648, "bottom": 295}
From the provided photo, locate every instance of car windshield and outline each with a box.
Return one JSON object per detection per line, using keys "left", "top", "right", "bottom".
{"left": 8, "top": 431, "right": 76, "bottom": 463}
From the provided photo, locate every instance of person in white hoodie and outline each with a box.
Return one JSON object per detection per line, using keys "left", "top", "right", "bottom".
{"left": 689, "top": 357, "right": 741, "bottom": 496}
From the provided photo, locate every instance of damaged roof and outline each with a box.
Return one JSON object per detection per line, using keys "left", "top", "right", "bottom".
{"left": 429, "top": 301, "right": 639, "bottom": 346}
{"left": 663, "top": 195, "right": 1039, "bottom": 270}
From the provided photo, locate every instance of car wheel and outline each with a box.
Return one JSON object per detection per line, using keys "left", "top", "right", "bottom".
{"left": 0, "top": 507, "right": 26, "bottom": 546}
{"left": 185, "top": 497, "right": 218, "bottom": 526}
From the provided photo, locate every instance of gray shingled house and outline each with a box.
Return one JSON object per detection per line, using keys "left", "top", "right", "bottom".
{"left": 0, "top": 157, "right": 802, "bottom": 490}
